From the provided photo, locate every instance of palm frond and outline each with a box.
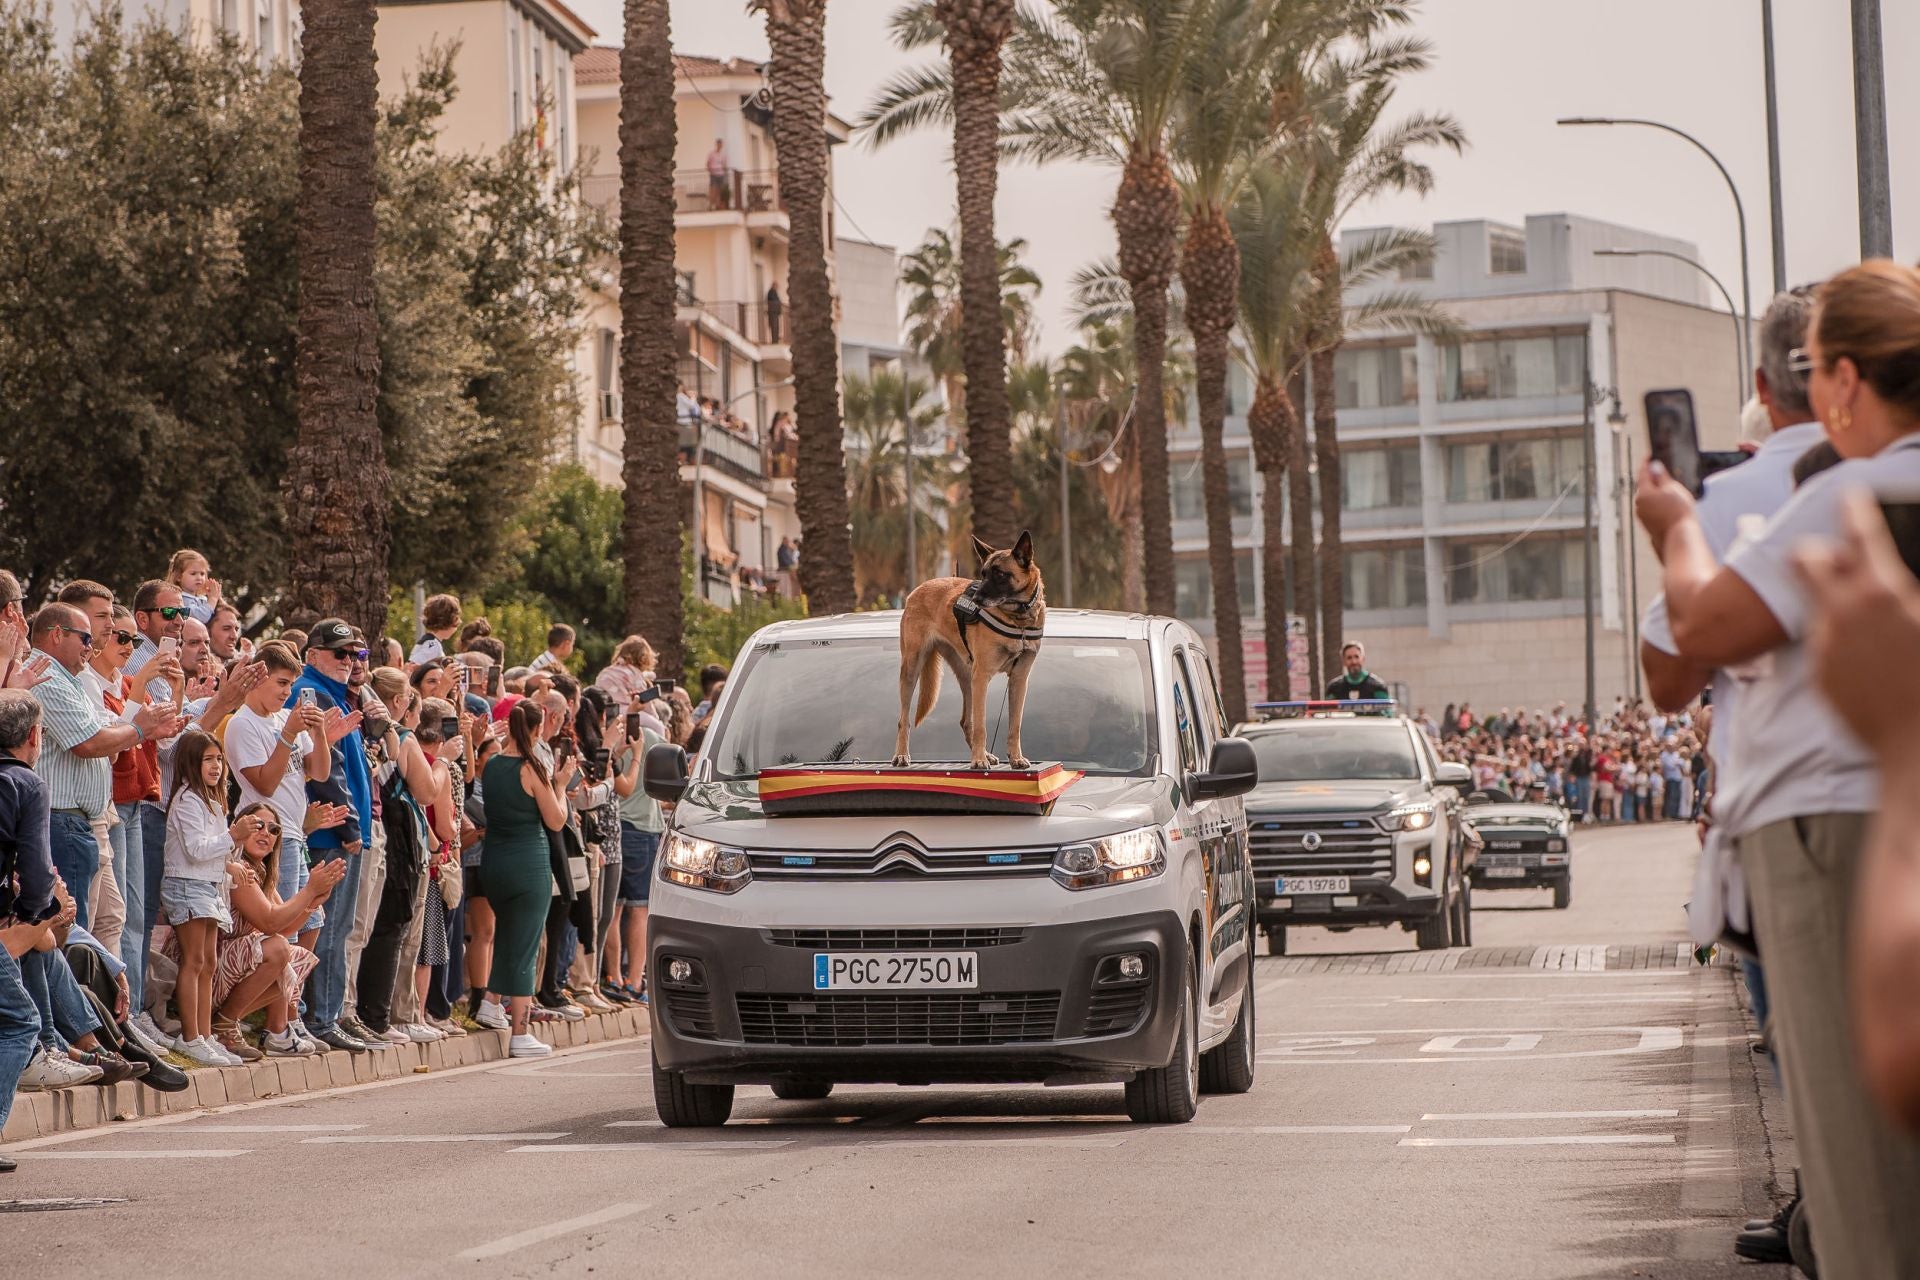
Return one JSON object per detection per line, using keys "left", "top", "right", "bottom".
{"left": 1342, "top": 290, "right": 1461, "bottom": 343}
{"left": 858, "top": 61, "right": 955, "bottom": 147}
{"left": 887, "top": 1, "right": 943, "bottom": 50}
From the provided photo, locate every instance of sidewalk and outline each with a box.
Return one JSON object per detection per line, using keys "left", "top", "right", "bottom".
{"left": 1, "top": 1005, "right": 649, "bottom": 1143}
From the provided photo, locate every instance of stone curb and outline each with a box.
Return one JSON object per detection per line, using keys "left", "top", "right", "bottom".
{"left": 2, "top": 1005, "right": 649, "bottom": 1143}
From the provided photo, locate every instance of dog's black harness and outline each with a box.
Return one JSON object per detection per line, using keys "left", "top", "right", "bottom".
{"left": 951, "top": 579, "right": 1044, "bottom": 662}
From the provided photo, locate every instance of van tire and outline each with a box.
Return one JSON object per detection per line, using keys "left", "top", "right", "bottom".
{"left": 653, "top": 1045, "right": 734, "bottom": 1127}
{"left": 1415, "top": 894, "right": 1450, "bottom": 951}
{"left": 1199, "top": 973, "right": 1256, "bottom": 1095}
{"left": 1265, "top": 925, "right": 1287, "bottom": 956}
{"left": 770, "top": 1077, "right": 833, "bottom": 1101}
{"left": 1125, "top": 945, "right": 1200, "bottom": 1124}
{"left": 1552, "top": 876, "right": 1571, "bottom": 909}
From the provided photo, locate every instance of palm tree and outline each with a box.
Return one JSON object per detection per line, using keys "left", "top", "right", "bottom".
{"left": 898, "top": 227, "right": 1042, "bottom": 430}
{"left": 752, "top": 0, "right": 855, "bottom": 614}
{"left": 618, "top": 0, "right": 686, "bottom": 674}
{"left": 933, "top": 0, "right": 1018, "bottom": 550}
{"left": 287, "top": 0, "right": 388, "bottom": 637}
{"left": 842, "top": 368, "right": 949, "bottom": 603}
{"left": 866, "top": 0, "right": 1218, "bottom": 617}
{"left": 1297, "top": 30, "right": 1464, "bottom": 674}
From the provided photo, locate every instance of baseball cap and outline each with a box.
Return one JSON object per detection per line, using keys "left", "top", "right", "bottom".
{"left": 490, "top": 693, "right": 525, "bottom": 723}
{"left": 305, "top": 619, "right": 355, "bottom": 652}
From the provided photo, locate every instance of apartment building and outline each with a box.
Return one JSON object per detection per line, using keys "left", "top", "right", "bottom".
{"left": 51, "top": 0, "right": 300, "bottom": 64}
{"left": 1169, "top": 212, "right": 1751, "bottom": 714}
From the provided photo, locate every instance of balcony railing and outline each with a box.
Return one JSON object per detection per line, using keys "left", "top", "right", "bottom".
{"left": 683, "top": 299, "right": 786, "bottom": 346}
{"left": 674, "top": 167, "right": 782, "bottom": 216}
{"left": 679, "top": 418, "right": 768, "bottom": 486}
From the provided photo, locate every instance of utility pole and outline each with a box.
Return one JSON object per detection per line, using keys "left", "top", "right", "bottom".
{"left": 1852, "top": 0, "right": 1893, "bottom": 257}
{"left": 1057, "top": 395, "right": 1074, "bottom": 608}
{"left": 1582, "top": 368, "right": 1598, "bottom": 730}
{"left": 1761, "top": 0, "right": 1787, "bottom": 291}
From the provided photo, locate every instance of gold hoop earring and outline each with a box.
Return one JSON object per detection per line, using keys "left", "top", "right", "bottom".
{"left": 1830, "top": 406, "right": 1853, "bottom": 434}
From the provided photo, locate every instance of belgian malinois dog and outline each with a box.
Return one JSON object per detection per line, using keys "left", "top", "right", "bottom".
{"left": 892, "top": 531, "right": 1046, "bottom": 771}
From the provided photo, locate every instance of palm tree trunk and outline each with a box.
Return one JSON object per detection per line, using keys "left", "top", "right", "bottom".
{"left": 618, "top": 0, "right": 684, "bottom": 675}
{"left": 939, "top": 0, "right": 1015, "bottom": 550}
{"left": 1282, "top": 361, "right": 1319, "bottom": 691}
{"left": 288, "top": 0, "right": 388, "bottom": 639}
{"left": 1248, "top": 372, "right": 1289, "bottom": 702}
{"left": 1180, "top": 204, "right": 1246, "bottom": 723}
{"left": 1310, "top": 239, "right": 1345, "bottom": 673}
{"left": 760, "top": 0, "right": 855, "bottom": 614}
{"left": 1114, "top": 148, "right": 1182, "bottom": 617}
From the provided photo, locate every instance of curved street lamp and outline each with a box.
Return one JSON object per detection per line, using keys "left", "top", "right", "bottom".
{"left": 1557, "top": 116, "right": 1752, "bottom": 379}
{"left": 1595, "top": 248, "right": 1746, "bottom": 406}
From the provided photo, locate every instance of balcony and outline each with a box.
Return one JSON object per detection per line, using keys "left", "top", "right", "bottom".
{"left": 686, "top": 300, "right": 787, "bottom": 348}
{"left": 679, "top": 419, "right": 768, "bottom": 487}
{"left": 675, "top": 168, "right": 784, "bottom": 221}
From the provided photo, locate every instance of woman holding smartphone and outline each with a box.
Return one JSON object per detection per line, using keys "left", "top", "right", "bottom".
{"left": 473, "top": 699, "right": 575, "bottom": 1057}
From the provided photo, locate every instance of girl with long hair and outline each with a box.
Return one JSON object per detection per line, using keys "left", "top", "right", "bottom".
{"left": 161, "top": 731, "right": 262, "bottom": 1067}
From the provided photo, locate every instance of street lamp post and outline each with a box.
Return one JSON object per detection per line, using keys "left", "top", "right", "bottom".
{"left": 1852, "top": 0, "right": 1894, "bottom": 257}
{"left": 900, "top": 360, "right": 915, "bottom": 591}
{"left": 1558, "top": 116, "right": 1753, "bottom": 380}
{"left": 1761, "top": 0, "right": 1787, "bottom": 292}
{"left": 1595, "top": 248, "right": 1745, "bottom": 404}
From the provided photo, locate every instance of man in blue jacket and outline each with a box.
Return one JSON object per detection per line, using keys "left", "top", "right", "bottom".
{"left": 288, "top": 620, "right": 371, "bottom": 1053}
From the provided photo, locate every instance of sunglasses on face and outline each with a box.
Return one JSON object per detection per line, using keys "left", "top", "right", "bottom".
{"left": 146, "top": 605, "right": 188, "bottom": 621}
{"left": 110, "top": 629, "right": 137, "bottom": 645}
{"left": 53, "top": 624, "right": 92, "bottom": 647}
{"left": 326, "top": 647, "right": 371, "bottom": 662}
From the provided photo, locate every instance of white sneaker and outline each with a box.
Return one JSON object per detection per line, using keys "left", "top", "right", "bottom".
{"left": 131, "top": 1011, "right": 169, "bottom": 1051}
{"left": 382, "top": 1026, "right": 410, "bottom": 1045}
{"left": 18, "top": 1047, "right": 101, "bottom": 1091}
{"left": 430, "top": 1017, "right": 468, "bottom": 1038}
{"left": 180, "top": 1037, "right": 230, "bottom": 1068}
{"left": 404, "top": 1023, "right": 444, "bottom": 1042}
{"left": 475, "top": 1000, "right": 510, "bottom": 1031}
{"left": 263, "top": 1029, "right": 308, "bottom": 1058}
{"left": 170, "top": 1034, "right": 197, "bottom": 1057}
{"left": 507, "top": 1034, "right": 553, "bottom": 1059}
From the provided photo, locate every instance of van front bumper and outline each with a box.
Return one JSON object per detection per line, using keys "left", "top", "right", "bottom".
{"left": 647, "top": 909, "right": 1187, "bottom": 1086}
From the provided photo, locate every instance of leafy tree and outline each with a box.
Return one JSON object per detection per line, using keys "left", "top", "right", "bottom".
{"left": 843, "top": 368, "right": 953, "bottom": 604}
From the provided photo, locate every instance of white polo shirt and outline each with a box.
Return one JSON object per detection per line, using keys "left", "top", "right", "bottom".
{"left": 1710, "top": 432, "right": 1920, "bottom": 837}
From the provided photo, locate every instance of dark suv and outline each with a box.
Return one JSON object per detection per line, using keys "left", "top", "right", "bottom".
{"left": 1238, "top": 711, "right": 1474, "bottom": 955}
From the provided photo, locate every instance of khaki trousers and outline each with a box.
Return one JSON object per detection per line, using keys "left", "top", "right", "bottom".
{"left": 343, "top": 821, "right": 387, "bottom": 1012}
{"left": 1740, "top": 814, "right": 1920, "bottom": 1280}
{"left": 86, "top": 817, "right": 125, "bottom": 956}
{"left": 388, "top": 857, "right": 432, "bottom": 1026}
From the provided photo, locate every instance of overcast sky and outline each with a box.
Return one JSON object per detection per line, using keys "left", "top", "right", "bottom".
{"left": 567, "top": 0, "right": 1917, "bottom": 356}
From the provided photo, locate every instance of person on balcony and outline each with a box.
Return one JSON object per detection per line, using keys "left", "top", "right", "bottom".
{"left": 705, "top": 138, "right": 730, "bottom": 211}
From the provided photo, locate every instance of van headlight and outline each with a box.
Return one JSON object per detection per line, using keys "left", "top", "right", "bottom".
{"left": 660, "top": 831, "right": 751, "bottom": 894}
{"left": 1052, "top": 828, "right": 1166, "bottom": 890}
{"left": 1379, "top": 804, "right": 1435, "bottom": 832}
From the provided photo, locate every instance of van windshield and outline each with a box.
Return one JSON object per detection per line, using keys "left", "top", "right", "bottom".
{"left": 706, "top": 637, "right": 1157, "bottom": 779}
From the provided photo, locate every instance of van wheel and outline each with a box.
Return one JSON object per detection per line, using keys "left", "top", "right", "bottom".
{"left": 770, "top": 1077, "right": 833, "bottom": 1101}
{"left": 1415, "top": 890, "right": 1451, "bottom": 951}
{"left": 1265, "top": 925, "right": 1287, "bottom": 957}
{"left": 653, "top": 1043, "right": 733, "bottom": 1127}
{"left": 1552, "top": 876, "right": 1572, "bottom": 910}
{"left": 1125, "top": 945, "right": 1200, "bottom": 1124}
{"left": 1199, "top": 973, "right": 1256, "bottom": 1095}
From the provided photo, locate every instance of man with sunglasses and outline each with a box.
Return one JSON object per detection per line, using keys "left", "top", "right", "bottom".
{"left": 23, "top": 604, "right": 180, "bottom": 924}
{"left": 288, "top": 619, "right": 375, "bottom": 1052}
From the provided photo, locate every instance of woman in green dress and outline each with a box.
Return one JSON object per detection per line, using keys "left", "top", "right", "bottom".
{"left": 475, "top": 699, "right": 575, "bottom": 1058}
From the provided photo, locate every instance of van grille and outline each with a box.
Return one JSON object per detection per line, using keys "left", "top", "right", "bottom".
{"left": 1083, "top": 986, "right": 1150, "bottom": 1036}
{"left": 736, "top": 991, "right": 1061, "bottom": 1047}
{"left": 745, "top": 846, "right": 1054, "bottom": 880}
{"left": 661, "top": 988, "right": 718, "bottom": 1039}
{"left": 1248, "top": 815, "right": 1394, "bottom": 880}
{"left": 766, "top": 927, "right": 1024, "bottom": 950}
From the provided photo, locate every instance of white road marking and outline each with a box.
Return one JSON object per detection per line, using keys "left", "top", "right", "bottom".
{"left": 1399, "top": 1135, "right": 1677, "bottom": 1148}
{"left": 1392, "top": 995, "right": 1694, "bottom": 1004}
{"left": 457, "top": 1201, "right": 646, "bottom": 1260}
{"left": 1258, "top": 1025, "right": 1685, "bottom": 1064}
{"left": 513, "top": 1141, "right": 795, "bottom": 1152}
{"left": 183, "top": 1123, "right": 368, "bottom": 1133}
{"left": 1187, "top": 1125, "right": 1412, "bottom": 1135}
{"left": 1420, "top": 1033, "right": 1544, "bottom": 1053}
{"left": 302, "top": 1132, "right": 568, "bottom": 1144}
{"left": 1421, "top": 1110, "right": 1679, "bottom": 1121}
{"left": 23, "top": 1149, "right": 253, "bottom": 1160}
{"left": 857, "top": 1137, "right": 1128, "bottom": 1148}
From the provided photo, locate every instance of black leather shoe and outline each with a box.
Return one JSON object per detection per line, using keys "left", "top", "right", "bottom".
{"left": 137, "top": 1055, "right": 190, "bottom": 1093}
{"left": 1744, "top": 1195, "right": 1795, "bottom": 1234}
{"left": 339, "top": 1014, "right": 381, "bottom": 1044}
{"left": 312, "top": 1025, "right": 369, "bottom": 1054}
{"left": 0, "top": 1154, "right": 16, "bottom": 1172}
{"left": 1735, "top": 1221, "right": 1793, "bottom": 1264}
{"left": 76, "top": 1049, "right": 147, "bottom": 1087}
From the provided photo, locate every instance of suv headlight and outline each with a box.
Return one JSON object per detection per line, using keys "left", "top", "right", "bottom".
{"left": 1378, "top": 804, "right": 1435, "bottom": 833}
{"left": 1052, "top": 828, "right": 1166, "bottom": 890}
{"left": 660, "top": 831, "right": 751, "bottom": 894}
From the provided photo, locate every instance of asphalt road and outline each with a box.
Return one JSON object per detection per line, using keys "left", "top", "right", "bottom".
{"left": 2, "top": 820, "right": 1790, "bottom": 1279}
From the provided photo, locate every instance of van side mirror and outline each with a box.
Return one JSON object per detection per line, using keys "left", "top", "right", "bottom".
{"left": 1192, "top": 737, "right": 1258, "bottom": 801}
{"left": 1435, "top": 761, "right": 1473, "bottom": 792}
{"left": 643, "top": 742, "right": 690, "bottom": 803}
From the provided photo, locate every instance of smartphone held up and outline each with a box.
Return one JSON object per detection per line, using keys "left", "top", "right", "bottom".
{"left": 1644, "top": 389, "right": 1749, "bottom": 498}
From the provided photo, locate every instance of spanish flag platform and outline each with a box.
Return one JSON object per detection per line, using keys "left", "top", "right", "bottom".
{"left": 757, "top": 763, "right": 1084, "bottom": 817}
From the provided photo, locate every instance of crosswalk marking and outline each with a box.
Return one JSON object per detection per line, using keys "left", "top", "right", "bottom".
{"left": 1399, "top": 1135, "right": 1676, "bottom": 1148}
{"left": 184, "top": 1123, "right": 368, "bottom": 1133}
{"left": 457, "top": 1202, "right": 647, "bottom": 1260}
{"left": 23, "top": 1149, "right": 253, "bottom": 1160}
{"left": 512, "top": 1141, "right": 795, "bottom": 1152}
{"left": 1421, "top": 1110, "right": 1679, "bottom": 1121}
{"left": 302, "top": 1132, "right": 568, "bottom": 1144}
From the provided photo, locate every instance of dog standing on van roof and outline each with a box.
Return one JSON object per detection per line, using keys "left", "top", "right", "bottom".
{"left": 893, "top": 531, "right": 1046, "bottom": 771}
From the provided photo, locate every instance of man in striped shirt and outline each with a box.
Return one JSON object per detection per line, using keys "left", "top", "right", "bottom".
{"left": 25, "top": 603, "right": 180, "bottom": 926}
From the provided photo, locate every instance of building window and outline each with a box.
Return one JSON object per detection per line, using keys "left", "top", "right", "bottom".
{"left": 1445, "top": 535, "right": 1585, "bottom": 605}
{"left": 1170, "top": 453, "right": 1253, "bottom": 522}
{"left": 1397, "top": 253, "right": 1434, "bottom": 281}
{"left": 1344, "top": 545, "right": 1427, "bottom": 611}
{"left": 1489, "top": 228, "right": 1527, "bottom": 276}
{"left": 1436, "top": 333, "right": 1586, "bottom": 402}
{"left": 1334, "top": 344, "right": 1418, "bottom": 409}
{"left": 1174, "top": 551, "right": 1258, "bottom": 623}
{"left": 1445, "top": 434, "right": 1586, "bottom": 503}
{"left": 1341, "top": 446, "right": 1422, "bottom": 511}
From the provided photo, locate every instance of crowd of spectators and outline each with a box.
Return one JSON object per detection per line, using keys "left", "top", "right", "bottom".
{"left": 1419, "top": 700, "right": 1708, "bottom": 823}
{"left": 0, "top": 576, "right": 713, "bottom": 1171}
